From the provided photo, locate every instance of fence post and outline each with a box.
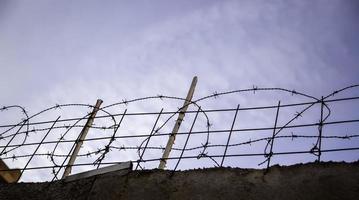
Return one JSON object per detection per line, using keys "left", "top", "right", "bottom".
{"left": 266, "top": 101, "right": 281, "bottom": 170}
{"left": 62, "top": 99, "right": 103, "bottom": 179}
{"left": 220, "top": 104, "right": 240, "bottom": 167}
{"left": 158, "top": 76, "right": 197, "bottom": 169}
{"left": 172, "top": 107, "right": 201, "bottom": 173}
{"left": 18, "top": 116, "right": 60, "bottom": 182}
{"left": 317, "top": 96, "right": 324, "bottom": 161}
{"left": 0, "top": 121, "right": 27, "bottom": 156}
{"left": 136, "top": 109, "right": 163, "bottom": 170}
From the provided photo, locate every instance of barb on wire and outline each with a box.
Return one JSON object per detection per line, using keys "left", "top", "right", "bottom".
{"left": 0, "top": 84, "right": 358, "bottom": 182}
{"left": 94, "top": 109, "right": 127, "bottom": 168}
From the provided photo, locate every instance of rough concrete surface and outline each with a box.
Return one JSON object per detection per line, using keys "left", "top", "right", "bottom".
{"left": 0, "top": 162, "right": 358, "bottom": 200}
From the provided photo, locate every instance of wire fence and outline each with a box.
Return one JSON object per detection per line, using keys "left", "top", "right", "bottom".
{"left": 1, "top": 84, "right": 359, "bottom": 182}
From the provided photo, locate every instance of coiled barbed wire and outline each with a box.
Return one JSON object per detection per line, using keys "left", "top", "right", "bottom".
{"left": 0, "top": 84, "right": 358, "bottom": 181}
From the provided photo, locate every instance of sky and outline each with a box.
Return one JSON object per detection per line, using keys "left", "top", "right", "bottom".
{"left": 0, "top": 0, "right": 359, "bottom": 182}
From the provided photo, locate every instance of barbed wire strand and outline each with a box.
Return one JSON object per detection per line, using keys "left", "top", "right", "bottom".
{"left": 0, "top": 84, "right": 358, "bottom": 182}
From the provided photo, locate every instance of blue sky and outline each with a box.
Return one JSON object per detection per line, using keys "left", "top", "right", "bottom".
{"left": 0, "top": 0, "right": 359, "bottom": 181}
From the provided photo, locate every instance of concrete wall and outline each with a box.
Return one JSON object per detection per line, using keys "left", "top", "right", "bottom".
{"left": 0, "top": 162, "right": 358, "bottom": 200}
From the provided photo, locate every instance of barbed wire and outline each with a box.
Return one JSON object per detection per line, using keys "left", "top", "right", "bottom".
{"left": 0, "top": 84, "right": 358, "bottom": 182}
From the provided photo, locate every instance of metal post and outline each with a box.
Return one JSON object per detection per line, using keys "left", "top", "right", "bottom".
{"left": 18, "top": 116, "right": 60, "bottom": 182}
{"left": 172, "top": 107, "right": 201, "bottom": 173}
{"left": 267, "top": 101, "right": 281, "bottom": 170}
{"left": 318, "top": 96, "right": 324, "bottom": 162}
{"left": 158, "top": 76, "right": 197, "bottom": 169}
{"left": 136, "top": 109, "right": 163, "bottom": 170}
{"left": 62, "top": 99, "right": 103, "bottom": 178}
{"left": 220, "top": 104, "right": 240, "bottom": 167}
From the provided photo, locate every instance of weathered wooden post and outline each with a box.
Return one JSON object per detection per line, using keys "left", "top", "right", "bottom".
{"left": 62, "top": 99, "right": 103, "bottom": 178}
{"left": 0, "top": 159, "right": 20, "bottom": 183}
{"left": 158, "top": 76, "right": 197, "bottom": 169}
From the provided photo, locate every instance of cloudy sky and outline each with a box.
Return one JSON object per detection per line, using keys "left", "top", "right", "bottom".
{"left": 0, "top": 0, "right": 359, "bottom": 181}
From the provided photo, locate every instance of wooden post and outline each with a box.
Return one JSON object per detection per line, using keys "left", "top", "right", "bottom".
{"left": 0, "top": 159, "right": 21, "bottom": 183}
{"left": 158, "top": 76, "right": 197, "bottom": 169}
{"left": 62, "top": 99, "right": 103, "bottom": 179}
